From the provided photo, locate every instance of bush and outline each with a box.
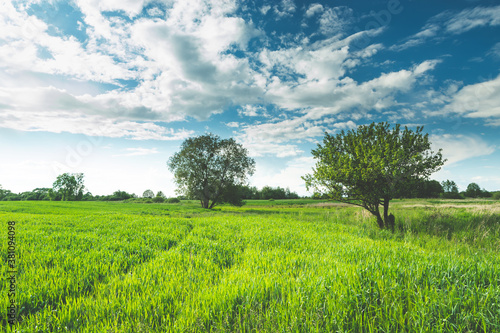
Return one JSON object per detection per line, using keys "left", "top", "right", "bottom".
{"left": 152, "top": 196, "right": 164, "bottom": 203}
{"left": 440, "top": 192, "right": 464, "bottom": 199}
{"left": 166, "top": 198, "right": 181, "bottom": 203}
{"left": 493, "top": 192, "right": 500, "bottom": 200}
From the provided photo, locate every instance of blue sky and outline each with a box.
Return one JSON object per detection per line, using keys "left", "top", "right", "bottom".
{"left": 1, "top": 0, "right": 499, "bottom": 197}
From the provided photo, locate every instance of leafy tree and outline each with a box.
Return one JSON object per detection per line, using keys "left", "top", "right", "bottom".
{"left": 421, "top": 180, "right": 444, "bottom": 198}
{"left": 394, "top": 179, "right": 443, "bottom": 198}
{"left": 143, "top": 189, "right": 154, "bottom": 198}
{"left": 0, "top": 186, "right": 20, "bottom": 201}
{"left": 441, "top": 179, "right": 458, "bottom": 193}
{"left": 82, "top": 192, "right": 94, "bottom": 201}
{"left": 303, "top": 122, "right": 445, "bottom": 230}
{"left": 108, "top": 190, "right": 135, "bottom": 201}
{"left": 168, "top": 133, "right": 255, "bottom": 209}
{"left": 152, "top": 196, "right": 165, "bottom": 203}
{"left": 31, "top": 188, "right": 51, "bottom": 200}
{"left": 238, "top": 185, "right": 259, "bottom": 199}
{"left": 52, "top": 173, "right": 85, "bottom": 201}
{"left": 441, "top": 179, "right": 462, "bottom": 199}
{"left": 465, "top": 183, "right": 482, "bottom": 198}
{"left": 48, "top": 188, "right": 61, "bottom": 201}
{"left": 156, "top": 191, "right": 166, "bottom": 198}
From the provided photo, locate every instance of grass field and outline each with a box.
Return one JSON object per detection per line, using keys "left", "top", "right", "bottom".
{"left": 1, "top": 199, "right": 499, "bottom": 332}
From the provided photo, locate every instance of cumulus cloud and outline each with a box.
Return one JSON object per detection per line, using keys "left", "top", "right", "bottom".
{"left": 273, "top": 0, "right": 296, "bottom": 19}
{"left": 441, "top": 74, "right": 500, "bottom": 121}
{"left": 305, "top": 4, "right": 324, "bottom": 18}
{"left": 0, "top": 0, "right": 442, "bottom": 147}
{"left": 0, "top": 100, "right": 193, "bottom": 141}
{"left": 238, "top": 105, "right": 267, "bottom": 117}
{"left": 0, "top": 0, "right": 266, "bottom": 129}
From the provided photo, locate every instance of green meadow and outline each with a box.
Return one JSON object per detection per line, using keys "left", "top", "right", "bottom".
{"left": 1, "top": 199, "right": 499, "bottom": 332}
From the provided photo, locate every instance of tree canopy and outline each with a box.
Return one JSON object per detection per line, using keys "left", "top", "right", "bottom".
{"left": 441, "top": 179, "right": 462, "bottom": 199}
{"left": 168, "top": 133, "right": 255, "bottom": 209}
{"left": 142, "top": 189, "right": 154, "bottom": 198}
{"left": 465, "top": 183, "right": 482, "bottom": 198}
{"left": 303, "top": 122, "right": 445, "bottom": 230}
{"left": 51, "top": 173, "right": 85, "bottom": 201}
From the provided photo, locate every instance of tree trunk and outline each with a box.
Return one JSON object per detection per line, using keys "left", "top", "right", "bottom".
{"left": 201, "top": 197, "right": 209, "bottom": 209}
{"left": 382, "top": 196, "right": 395, "bottom": 232}
{"left": 371, "top": 207, "right": 384, "bottom": 229}
{"left": 383, "top": 196, "right": 389, "bottom": 223}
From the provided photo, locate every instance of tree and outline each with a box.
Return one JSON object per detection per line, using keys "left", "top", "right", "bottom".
{"left": 168, "top": 133, "right": 255, "bottom": 209}
{"left": 441, "top": 179, "right": 462, "bottom": 199}
{"left": 441, "top": 179, "right": 458, "bottom": 193}
{"left": 52, "top": 173, "right": 85, "bottom": 201}
{"left": 303, "top": 122, "right": 445, "bottom": 230}
{"left": 465, "top": 183, "right": 482, "bottom": 198}
{"left": 421, "top": 180, "right": 444, "bottom": 198}
{"left": 394, "top": 179, "right": 443, "bottom": 198}
{"left": 143, "top": 189, "right": 154, "bottom": 198}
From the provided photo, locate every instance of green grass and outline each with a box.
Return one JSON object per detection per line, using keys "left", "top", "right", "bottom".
{"left": 1, "top": 200, "right": 499, "bottom": 332}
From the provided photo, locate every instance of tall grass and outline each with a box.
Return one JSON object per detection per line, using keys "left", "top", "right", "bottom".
{"left": 0, "top": 200, "right": 499, "bottom": 332}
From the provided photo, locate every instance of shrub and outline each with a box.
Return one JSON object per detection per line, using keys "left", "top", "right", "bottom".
{"left": 152, "top": 196, "right": 164, "bottom": 203}
{"left": 166, "top": 197, "right": 181, "bottom": 203}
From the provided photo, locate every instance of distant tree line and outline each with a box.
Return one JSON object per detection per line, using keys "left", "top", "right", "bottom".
{"left": 0, "top": 173, "right": 301, "bottom": 202}
{"left": 237, "top": 185, "right": 300, "bottom": 200}
{"left": 310, "top": 179, "right": 498, "bottom": 200}
{"left": 1, "top": 174, "right": 498, "bottom": 202}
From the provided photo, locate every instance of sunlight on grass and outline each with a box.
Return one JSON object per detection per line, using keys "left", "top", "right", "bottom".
{"left": 0, "top": 200, "right": 499, "bottom": 332}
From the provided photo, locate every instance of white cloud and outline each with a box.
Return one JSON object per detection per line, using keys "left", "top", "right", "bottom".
{"left": 430, "top": 134, "right": 495, "bottom": 165}
{"left": 390, "top": 24, "right": 440, "bottom": 51}
{"left": 265, "top": 59, "right": 437, "bottom": 118}
{"left": 0, "top": 0, "right": 265, "bottom": 128}
{"left": 245, "top": 142, "right": 303, "bottom": 158}
{"left": 236, "top": 116, "right": 323, "bottom": 158}
{"left": 0, "top": 1, "right": 136, "bottom": 83}
{"left": 442, "top": 74, "right": 500, "bottom": 120}
{"left": 146, "top": 7, "right": 164, "bottom": 17}
{"left": 238, "top": 105, "right": 266, "bottom": 117}
{"left": 113, "top": 148, "right": 160, "bottom": 157}
{"left": 260, "top": 5, "right": 271, "bottom": 15}
{"left": 319, "top": 6, "right": 354, "bottom": 36}
{"left": 274, "top": 0, "right": 296, "bottom": 18}
{"left": 445, "top": 5, "right": 500, "bottom": 34}
{"left": 488, "top": 42, "right": 500, "bottom": 59}
{"left": 225, "top": 122, "right": 240, "bottom": 128}
{"left": 251, "top": 157, "right": 315, "bottom": 195}
{"left": 0, "top": 0, "right": 444, "bottom": 145}
{"left": 0, "top": 105, "right": 193, "bottom": 141}
{"left": 305, "top": 4, "right": 324, "bottom": 18}
{"left": 391, "top": 5, "right": 500, "bottom": 51}
{"left": 414, "top": 59, "right": 441, "bottom": 75}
